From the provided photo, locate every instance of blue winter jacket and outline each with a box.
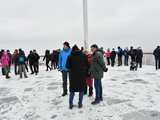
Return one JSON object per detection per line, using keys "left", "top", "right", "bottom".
{"left": 58, "top": 48, "right": 71, "bottom": 71}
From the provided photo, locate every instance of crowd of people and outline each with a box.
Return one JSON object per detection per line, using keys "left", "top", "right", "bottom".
{"left": 0, "top": 49, "right": 60, "bottom": 79}
{"left": 104, "top": 46, "right": 143, "bottom": 70}
{"left": 1, "top": 43, "right": 160, "bottom": 110}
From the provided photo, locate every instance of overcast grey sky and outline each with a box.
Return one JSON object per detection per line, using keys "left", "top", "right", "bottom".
{"left": 0, "top": 0, "right": 160, "bottom": 53}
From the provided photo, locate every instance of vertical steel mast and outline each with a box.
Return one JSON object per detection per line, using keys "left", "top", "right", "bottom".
{"left": 83, "top": 0, "right": 89, "bottom": 50}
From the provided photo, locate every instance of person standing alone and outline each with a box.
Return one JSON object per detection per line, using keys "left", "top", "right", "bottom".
{"left": 153, "top": 46, "right": 160, "bottom": 70}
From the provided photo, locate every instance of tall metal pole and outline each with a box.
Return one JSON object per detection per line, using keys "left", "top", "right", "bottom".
{"left": 83, "top": 0, "right": 89, "bottom": 50}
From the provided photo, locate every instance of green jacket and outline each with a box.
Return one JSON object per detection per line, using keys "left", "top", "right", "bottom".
{"left": 90, "top": 50, "right": 107, "bottom": 80}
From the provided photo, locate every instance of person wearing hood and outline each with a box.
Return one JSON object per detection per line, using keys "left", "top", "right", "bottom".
{"left": 17, "top": 49, "right": 28, "bottom": 78}
{"left": 58, "top": 42, "right": 72, "bottom": 96}
{"left": 110, "top": 48, "right": 116, "bottom": 67}
{"left": 90, "top": 44, "right": 108, "bottom": 105}
{"left": 0, "top": 51, "right": 10, "bottom": 79}
{"left": 66, "top": 45, "right": 87, "bottom": 109}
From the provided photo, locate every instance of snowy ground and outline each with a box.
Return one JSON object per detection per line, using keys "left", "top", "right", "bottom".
{"left": 0, "top": 65, "right": 160, "bottom": 120}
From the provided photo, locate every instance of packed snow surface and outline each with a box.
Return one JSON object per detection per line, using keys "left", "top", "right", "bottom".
{"left": 0, "top": 65, "right": 160, "bottom": 120}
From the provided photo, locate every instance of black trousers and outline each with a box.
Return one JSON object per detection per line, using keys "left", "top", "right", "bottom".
{"left": 33, "top": 62, "right": 39, "bottom": 74}
{"left": 137, "top": 59, "right": 143, "bottom": 68}
{"left": 62, "top": 71, "right": 69, "bottom": 94}
{"left": 111, "top": 58, "right": 115, "bottom": 67}
{"left": 155, "top": 58, "right": 160, "bottom": 70}
{"left": 106, "top": 57, "right": 110, "bottom": 65}
{"left": 51, "top": 61, "right": 57, "bottom": 69}
{"left": 84, "top": 85, "right": 93, "bottom": 96}
{"left": 29, "top": 63, "right": 34, "bottom": 73}
{"left": 25, "top": 63, "right": 29, "bottom": 72}
{"left": 46, "top": 61, "right": 51, "bottom": 71}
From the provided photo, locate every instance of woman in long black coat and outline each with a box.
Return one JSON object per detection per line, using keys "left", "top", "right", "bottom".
{"left": 66, "top": 45, "right": 88, "bottom": 109}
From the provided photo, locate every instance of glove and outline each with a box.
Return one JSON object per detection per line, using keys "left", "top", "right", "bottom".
{"left": 104, "top": 68, "right": 108, "bottom": 72}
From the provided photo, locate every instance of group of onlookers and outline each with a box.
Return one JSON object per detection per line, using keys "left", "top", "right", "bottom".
{"left": 2, "top": 44, "right": 160, "bottom": 110}
{"left": 58, "top": 42, "right": 108, "bottom": 109}
{"left": 104, "top": 46, "right": 143, "bottom": 70}
{"left": 0, "top": 49, "right": 41, "bottom": 78}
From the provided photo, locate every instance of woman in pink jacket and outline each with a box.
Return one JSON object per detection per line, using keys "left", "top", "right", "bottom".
{"left": 105, "top": 48, "right": 112, "bottom": 65}
{"left": 0, "top": 51, "right": 10, "bottom": 79}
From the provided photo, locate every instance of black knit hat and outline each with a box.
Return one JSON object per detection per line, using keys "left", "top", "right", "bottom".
{"left": 91, "top": 44, "right": 98, "bottom": 49}
{"left": 63, "top": 41, "right": 70, "bottom": 48}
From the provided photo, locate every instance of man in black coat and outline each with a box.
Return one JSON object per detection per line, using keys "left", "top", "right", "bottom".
{"left": 27, "top": 51, "right": 35, "bottom": 74}
{"left": 136, "top": 47, "right": 143, "bottom": 68}
{"left": 128, "top": 46, "right": 137, "bottom": 62}
{"left": 66, "top": 45, "right": 88, "bottom": 109}
{"left": 33, "top": 50, "right": 40, "bottom": 75}
{"left": 111, "top": 48, "right": 116, "bottom": 67}
{"left": 153, "top": 46, "right": 160, "bottom": 70}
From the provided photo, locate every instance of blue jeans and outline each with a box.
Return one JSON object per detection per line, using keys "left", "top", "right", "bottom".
{"left": 94, "top": 79, "right": 102, "bottom": 101}
{"left": 69, "top": 92, "right": 84, "bottom": 105}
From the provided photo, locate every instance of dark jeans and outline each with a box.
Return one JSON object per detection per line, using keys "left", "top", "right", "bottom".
{"left": 25, "top": 63, "right": 29, "bottom": 72}
{"left": 137, "top": 59, "right": 142, "bottom": 68}
{"left": 111, "top": 58, "right": 115, "bottom": 67}
{"left": 69, "top": 92, "right": 84, "bottom": 105}
{"left": 29, "top": 63, "right": 34, "bottom": 73}
{"left": 124, "top": 56, "right": 129, "bottom": 66}
{"left": 46, "top": 61, "right": 51, "bottom": 71}
{"left": 155, "top": 58, "right": 160, "bottom": 70}
{"left": 33, "top": 62, "right": 39, "bottom": 74}
{"left": 51, "top": 61, "right": 58, "bottom": 69}
{"left": 62, "top": 71, "right": 69, "bottom": 94}
{"left": 94, "top": 79, "right": 102, "bottom": 101}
